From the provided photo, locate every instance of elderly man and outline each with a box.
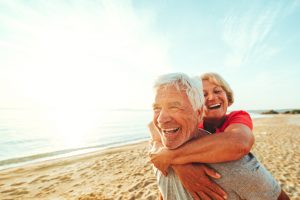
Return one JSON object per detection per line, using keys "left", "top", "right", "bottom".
{"left": 150, "top": 73, "right": 286, "bottom": 200}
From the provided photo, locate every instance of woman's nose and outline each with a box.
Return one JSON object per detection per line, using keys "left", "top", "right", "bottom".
{"left": 206, "top": 92, "right": 215, "bottom": 101}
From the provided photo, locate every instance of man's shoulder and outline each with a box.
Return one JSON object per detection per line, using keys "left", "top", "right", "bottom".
{"left": 208, "top": 153, "right": 259, "bottom": 174}
{"left": 155, "top": 168, "right": 194, "bottom": 200}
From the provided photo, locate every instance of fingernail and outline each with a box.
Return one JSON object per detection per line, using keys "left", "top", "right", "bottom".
{"left": 216, "top": 173, "right": 221, "bottom": 178}
{"left": 223, "top": 195, "right": 227, "bottom": 199}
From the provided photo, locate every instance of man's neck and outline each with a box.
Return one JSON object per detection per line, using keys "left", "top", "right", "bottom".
{"left": 192, "top": 128, "right": 210, "bottom": 139}
{"left": 203, "top": 116, "right": 226, "bottom": 133}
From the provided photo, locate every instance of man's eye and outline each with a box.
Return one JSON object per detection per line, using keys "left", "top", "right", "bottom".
{"left": 170, "top": 106, "right": 179, "bottom": 111}
{"left": 153, "top": 108, "right": 161, "bottom": 112}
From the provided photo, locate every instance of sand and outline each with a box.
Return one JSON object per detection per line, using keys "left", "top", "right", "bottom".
{"left": 0, "top": 115, "right": 299, "bottom": 200}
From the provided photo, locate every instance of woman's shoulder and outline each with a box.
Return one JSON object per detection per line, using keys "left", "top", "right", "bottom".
{"left": 224, "top": 110, "right": 253, "bottom": 130}
{"left": 227, "top": 110, "right": 250, "bottom": 117}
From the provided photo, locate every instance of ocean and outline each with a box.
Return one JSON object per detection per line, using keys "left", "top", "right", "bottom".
{"left": 0, "top": 108, "right": 266, "bottom": 171}
{"left": 0, "top": 108, "right": 152, "bottom": 170}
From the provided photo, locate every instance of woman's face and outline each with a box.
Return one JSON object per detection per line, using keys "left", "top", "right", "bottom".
{"left": 202, "top": 80, "right": 229, "bottom": 121}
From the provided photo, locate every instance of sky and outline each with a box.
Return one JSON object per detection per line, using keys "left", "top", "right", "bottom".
{"left": 1, "top": 0, "right": 300, "bottom": 111}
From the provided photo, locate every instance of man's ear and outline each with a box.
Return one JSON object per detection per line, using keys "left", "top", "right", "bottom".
{"left": 148, "top": 121, "right": 161, "bottom": 142}
{"left": 196, "top": 106, "right": 204, "bottom": 121}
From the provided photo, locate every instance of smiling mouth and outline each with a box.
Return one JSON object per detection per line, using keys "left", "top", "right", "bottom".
{"left": 208, "top": 103, "right": 221, "bottom": 110}
{"left": 162, "top": 128, "right": 180, "bottom": 134}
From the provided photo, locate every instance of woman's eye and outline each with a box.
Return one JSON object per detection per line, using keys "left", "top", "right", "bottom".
{"left": 214, "top": 90, "right": 222, "bottom": 94}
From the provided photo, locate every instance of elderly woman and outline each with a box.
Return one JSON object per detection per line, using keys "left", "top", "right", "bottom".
{"left": 149, "top": 72, "right": 289, "bottom": 200}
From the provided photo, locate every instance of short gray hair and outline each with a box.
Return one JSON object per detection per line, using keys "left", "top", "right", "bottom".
{"left": 154, "top": 73, "right": 204, "bottom": 111}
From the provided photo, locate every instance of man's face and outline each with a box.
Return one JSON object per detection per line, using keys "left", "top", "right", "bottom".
{"left": 152, "top": 85, "right": 201, "bottom": 149}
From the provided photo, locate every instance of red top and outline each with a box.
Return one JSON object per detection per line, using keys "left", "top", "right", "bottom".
{"left": 199, "top": 110, "right": 253, "bottom": 133}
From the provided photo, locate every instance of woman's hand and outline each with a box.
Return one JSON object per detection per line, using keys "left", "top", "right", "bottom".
{"left": 149, "top": 141, "right": 173, "bottom": 176}
{"left": 148, "top": 121, "right": 171, "bottom": 176}
{"left": 172, "top": 163, "right": 227, "bottom": 200}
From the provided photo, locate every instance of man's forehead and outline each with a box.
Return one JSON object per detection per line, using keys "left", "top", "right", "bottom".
{"left": 155, "top": 86, "right": 186, "bottom": 99}
{"left": 152, "top": 100, "right": 182, "bottom": 108}
{"left": 154, "top": 85, "right": 190, "bottom": 105}
{"left": 156, "top": 84, "right": 186, "bottom": 93}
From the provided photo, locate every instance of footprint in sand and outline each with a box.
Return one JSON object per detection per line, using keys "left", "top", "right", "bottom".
{"left": 30, "top": 175, "right": 49, "bottom": 183}
{"left": 1, "top": 188, "right": 16, "bottom": 194}
{"left": 91, "top": 165, "right": 100, "bottom": 170}
{"left": 80, "top": 172, "right": 88, "bottom": 177}
{"left": 72, "top": 183, "right": 81, "bottom": 187}
{"left": 141, "top": 180, "right": 154, "bottom": 188}
{"left": 12, "top": 168, "right": 25, "bottom": 173}
{"left": 41, "top": 185, "right": 56, "bottom": 193}
{"left": 72, "top": 181, "right": 86, "bottom": 188}
{"left": 58, "top": 175, "right": 72, "bottom": 182}
{"left": 1, "top": 188, "right": 29, "bottom": 196}
{"left": 128, "top": 182, "right": 143, "bottom": 192}
{"left": 76, "top": 167, "right": 86, "bottom": 172}
{"left": 49, "top": 176, "right": 60, "bottom": 181}
{"left": 133, "top": 172, "right": 143, "bottom": 176}
{"left": 10, "top": 182, "right": 26, "bottom": 186}
{"left": 10, "top": 189, "right": 29, "bottom": 196}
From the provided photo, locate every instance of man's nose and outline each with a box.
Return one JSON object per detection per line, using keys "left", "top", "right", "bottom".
{"left": 157, "top": 109, "right": 171, "bottom": 124}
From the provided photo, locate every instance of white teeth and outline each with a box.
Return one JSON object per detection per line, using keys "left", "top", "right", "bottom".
{"left": 162, "top": 128, "right": 179, "bottom": 134}
{"left": 164, "top": 128, "right": 178, "bottom": 131}
{"left": 209, "top": 104, "right": 221, "bottom": 109}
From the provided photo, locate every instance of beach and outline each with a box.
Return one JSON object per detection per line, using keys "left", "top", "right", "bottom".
{"left": 0, "top": 115, "right": 299, "bottom": 200}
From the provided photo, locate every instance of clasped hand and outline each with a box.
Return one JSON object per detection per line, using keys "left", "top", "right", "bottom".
{"left": 149, "top": 141, "right": 172, "bottom": 176}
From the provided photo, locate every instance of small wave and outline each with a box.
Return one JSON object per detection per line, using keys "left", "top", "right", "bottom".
{"left": 0, "top": 136, "right": 149, "bottom": 170}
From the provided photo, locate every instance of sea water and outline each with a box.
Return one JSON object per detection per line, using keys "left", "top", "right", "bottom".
{"left": 0, "top": 108, "right": 265, "bottom": 170}
{"left": 0, "top": 108, "right": 152, "bottom": 170}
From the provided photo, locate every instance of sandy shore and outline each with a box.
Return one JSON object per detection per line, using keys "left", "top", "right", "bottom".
{"left": 0, "top": 115, "right": 299, "bottom": 200}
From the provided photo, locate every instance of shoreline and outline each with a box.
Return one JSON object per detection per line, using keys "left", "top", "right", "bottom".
{"left": 0, "top": 138, "right": 149, "bottom": 172}
{"left": 0, "top": 141, "right": 157, "bottom": 200}
{"left": 0, "top": 111, "right": 267, "bottom": 171}
{"left": 0, "top": 115, "right": 299, "bottom": 199}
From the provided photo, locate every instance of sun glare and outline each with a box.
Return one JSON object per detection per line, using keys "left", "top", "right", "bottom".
{"left": 1, "top": 1, "right": 170, "bottom": 111}
{"left": 46, "top": 109, "right": 97, "bottom": 148}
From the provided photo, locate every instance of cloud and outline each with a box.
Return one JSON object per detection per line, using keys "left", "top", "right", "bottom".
{"left": 222, "top": 1, "right": 293, "bottom": 68}
{"left": 1, "top": 0, "right": 170, "bottom": 71}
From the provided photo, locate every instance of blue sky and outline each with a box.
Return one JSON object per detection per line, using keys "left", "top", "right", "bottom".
{"left": 0, "top": 0, "right": 299, "bottom": 110}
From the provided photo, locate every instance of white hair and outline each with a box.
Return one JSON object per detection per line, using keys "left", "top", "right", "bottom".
{"left": 154, "top": 73, "right": 204, "bottom": 111}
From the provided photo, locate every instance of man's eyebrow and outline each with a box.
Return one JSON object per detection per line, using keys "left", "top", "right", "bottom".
{"left": 168, "top": 102, "right": 182, "bottom": 107}
{"left": 152, "top": 103, "right": 160, "bottom": 108}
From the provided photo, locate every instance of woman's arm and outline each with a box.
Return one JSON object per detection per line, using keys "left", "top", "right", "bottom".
{"left": 148, "top": 122, "right": 227, "bottom": 199}
{"left": 174, "top": 123, "right": 254, "bottom": 163}
{"left": 150, "top": 123, "right": 255, "bottom": 169}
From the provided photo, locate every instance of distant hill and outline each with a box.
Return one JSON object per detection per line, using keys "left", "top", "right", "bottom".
{"left": 282, "top": 109, "right": 300, "bottom": 114}
{"left": 261, "top": 110, "right": 279, "bottom": 114}
{"left": 256, "top": 109, "right": 300, "bottom": 115}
